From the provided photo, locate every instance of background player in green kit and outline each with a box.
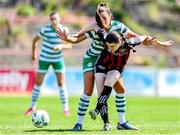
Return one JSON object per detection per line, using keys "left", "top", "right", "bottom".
{"left": 24, "top": 11, "right": 71, "bottom": 116}
{"left": 56, "top": 3, "right": 157, "bottom": 131}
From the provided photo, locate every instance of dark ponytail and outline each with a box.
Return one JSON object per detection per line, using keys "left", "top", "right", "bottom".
{"left": 95, "top": 3, "right": 112, "bottom": 28}
{"left": 95, "top": 12, "right": 103, "bottom": 28}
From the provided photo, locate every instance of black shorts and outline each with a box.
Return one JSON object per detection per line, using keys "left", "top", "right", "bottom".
{"left": 95, "top": 65, "right": 109, "bottom": 74}
{"left": 95, "top": 65, "right": 124, "bottom": 75}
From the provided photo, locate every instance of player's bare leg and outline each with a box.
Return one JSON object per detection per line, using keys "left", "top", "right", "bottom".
{"left": 114, "top": 79, "right": 138, "bottom": 130}
{"left": 56, "top": 72, "right": 70, "bottom": 116}
{"left": 24, "top": 73, "right": 45, "bottom": 116}
{"left": 89, "top": 73, "right": 106, "bottom": 120}
{"left": 92, "top": 70, "right": 120, "bottom": 130}
{"left": 73, "top": 71, "right": 94, "bottom": 131}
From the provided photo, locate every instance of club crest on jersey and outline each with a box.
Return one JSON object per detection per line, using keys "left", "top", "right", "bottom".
{"left": 87, "top": 62, "right": 93, "bottom": 67}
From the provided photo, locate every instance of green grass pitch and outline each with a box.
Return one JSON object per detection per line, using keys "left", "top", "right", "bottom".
{"left": 0, "top": 96, "right": 180, "bottom": 134}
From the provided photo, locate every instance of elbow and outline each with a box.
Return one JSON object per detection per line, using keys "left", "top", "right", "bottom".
{"left": 71, "top": 40, "right": 79, "bottom": 43}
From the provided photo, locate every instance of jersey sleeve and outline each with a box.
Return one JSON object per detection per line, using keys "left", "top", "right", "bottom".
{"left": 113, "top": 22, "right": 130, "bottom": 36}
{"left": 120, "top": 23, "right": 130, "bottom": 34}
{"left": 127, "top": 37, "right": 141, "bottom": 47}
{"left": 84, "top": 31, "right": 94, "bottom": 38}
{"left": 37, "top": 26, "right": 45, "bottom": 38}
{"left": 84, "top": 31, "right": 90, "bottom": 38}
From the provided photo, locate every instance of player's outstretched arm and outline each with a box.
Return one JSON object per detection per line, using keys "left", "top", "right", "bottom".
{"left": 53, "top": 43, "right": 72, "bottom": 51}
{"left": 152, "top": 40, "right": 175, "bottom": 47}
{"left": 141, "top": 36, "right": 174, "bottom": 47}
{"left": 73, "top": 22, "right": 99, "bottom": 37}
{"left": 56, "top": 28, "right": 87, "bottom": 43}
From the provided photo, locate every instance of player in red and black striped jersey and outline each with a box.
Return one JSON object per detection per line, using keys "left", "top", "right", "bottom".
{"left": 95, "top": 37, "right": 139, "bottom": 74}
{"left": 90, "top": 31, "right": 174, "bottom": 131}
{"left": 94, "top": 28, "right": 142, "bottom": 75}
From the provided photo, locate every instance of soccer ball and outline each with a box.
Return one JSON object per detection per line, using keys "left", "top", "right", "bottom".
{"left": 32, "top": 110, "right": 49, "bottom": 128}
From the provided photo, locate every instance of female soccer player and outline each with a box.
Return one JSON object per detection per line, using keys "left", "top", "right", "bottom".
{"left": 89, "top": 31, "right": 174, "bottom": 131}
{"left": 24, "top": 11, "right": 71, "bottom": 116}
{"left": 56, "top": 3, "right": 157, "bottom": 131}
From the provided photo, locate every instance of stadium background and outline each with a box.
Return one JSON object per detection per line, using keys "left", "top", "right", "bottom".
{"left": 0, "top": 0, "right": 180, "bottom": 134}
{"left": 0, "top": 0, "right": 180, "bottom": 96}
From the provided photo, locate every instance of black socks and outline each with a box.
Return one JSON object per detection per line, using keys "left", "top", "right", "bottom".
{"left": 95, "top": 85, "right": 112, "bottom": 124}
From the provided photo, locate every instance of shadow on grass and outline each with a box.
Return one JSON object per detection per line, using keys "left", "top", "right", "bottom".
{"left": 24, "top": 128, "right": 100, "bottom": 132}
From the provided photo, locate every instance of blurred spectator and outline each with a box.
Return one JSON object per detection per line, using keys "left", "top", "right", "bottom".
{"left": 72, "top": 0, "right": 84, "bottom": 11}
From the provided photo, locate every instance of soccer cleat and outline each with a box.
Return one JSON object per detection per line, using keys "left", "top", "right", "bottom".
{"left": 72, "top": 123, "right": 82, "bottom": 131}
{"left": 64, "top": 110, "right": 71, "bottom": 116}
{"left": 24, "top": 107, "right": 36, "bottom": 116}
{"left": 117, "top": 121, "right": 138, "bottom": 130}
{"left": 89, "top": 110, "right": 99, "bottom": 120}
{"left": 103, "top": 123, "right": 111, "bottom": 131}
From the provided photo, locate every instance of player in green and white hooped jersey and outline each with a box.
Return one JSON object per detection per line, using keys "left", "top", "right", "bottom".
{"left": 24, "top": 11, "right": 71, "bottom": 116}
{"left": 56, "top": 3, "right": 157, "bottom": 131}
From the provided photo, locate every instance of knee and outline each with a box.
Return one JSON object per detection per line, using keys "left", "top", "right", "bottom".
{"left": 104, "top": 79, "right": 115, "bottom": 87}
{"left": 105, "top": 73, "right": 120, "bottom": 87}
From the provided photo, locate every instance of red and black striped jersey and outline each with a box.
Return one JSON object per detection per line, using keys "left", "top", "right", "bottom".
{"left": 95, "top": 40, "right": 141, "bottom": 72}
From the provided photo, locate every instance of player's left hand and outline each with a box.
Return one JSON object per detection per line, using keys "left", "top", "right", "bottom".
{"left": 159, "top": 40, "right": 175, "bottom": 47}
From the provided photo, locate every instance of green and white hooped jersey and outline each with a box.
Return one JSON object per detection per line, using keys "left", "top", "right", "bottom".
{"left": 38, "top": 23, "right": 66, "bottom": 62}
{"left": 84, "top": 20, "right": 130, "bottom": 58}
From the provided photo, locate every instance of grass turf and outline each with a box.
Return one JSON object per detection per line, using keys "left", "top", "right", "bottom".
{"left": 0, "top": 96, "right": 180, "bottom": 134}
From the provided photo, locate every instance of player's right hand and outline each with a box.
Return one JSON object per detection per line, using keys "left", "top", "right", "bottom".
{"left": 56, "top": 28, "right": 67, "bottom": 41}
